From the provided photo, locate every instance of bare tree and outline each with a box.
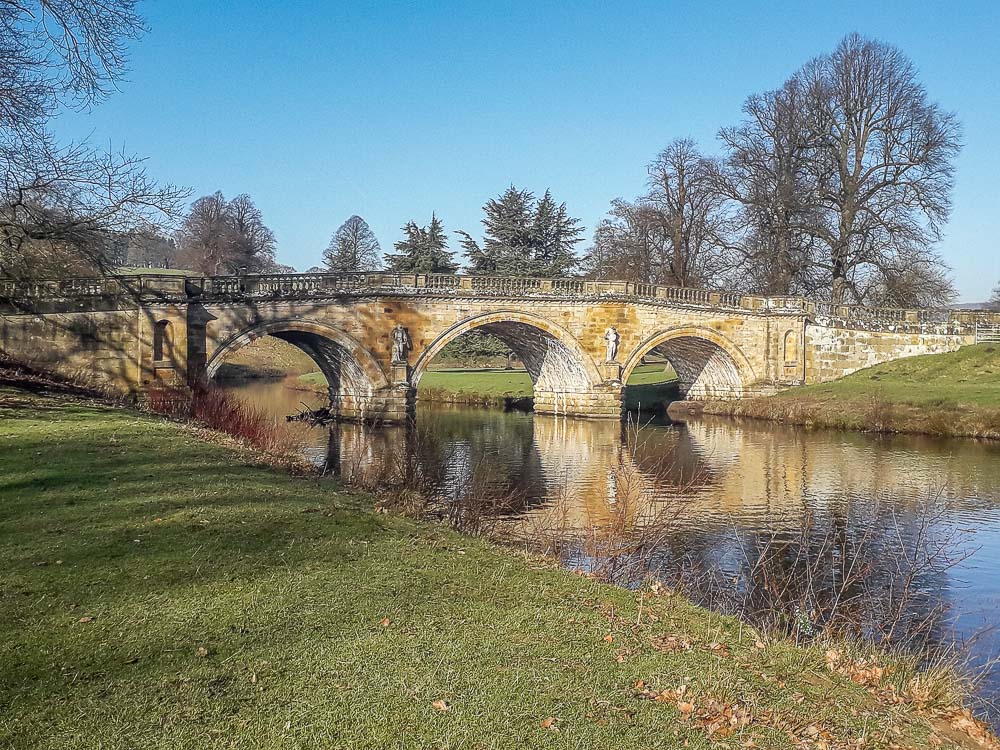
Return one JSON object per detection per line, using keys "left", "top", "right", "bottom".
{"left": 585, "top": 140, "right": 729, "bottom": 287}
{"left": 583, "top": 199, "right": 664, "bottom": 283}
{"left": 990, "top": 283, "right": 1000, "bottom": 311}
{"left": 175, "top": 192, "right": 275, "bottom": 275}
{"left": 323, "top": 215, "right": 381, "bottom": 272}
{"left": 0, "top": 1, "right": 184, "bottom": 280}
{"left": 644, "top": 139, "right": 731, "bottom": 287}
{"left": 718, "top": 77, "right": 823, "bottom": 296}
{"left": 799, "top": 34, "right": 961, "bottom": 305}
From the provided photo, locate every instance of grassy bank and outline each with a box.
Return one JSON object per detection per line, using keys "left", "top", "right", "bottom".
{"left": 705, "top": 345, "right": 1000, "bottom": 439}
{"left": 624, "top": 363, "right": 680, "bottom": 411}
{"left": 419, "top": 368, "right": 534, "bottom": 408}
{"left": 0, "top": 387, "right": 992, "bottom": 748}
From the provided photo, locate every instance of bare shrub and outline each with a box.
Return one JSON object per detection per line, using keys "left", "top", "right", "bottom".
{"left": 667, "top": 491, "right": 974, "bottom": 657}
{"left": 145, "top": 386, "right": 301, "bottom": 459}
{"left": 865, "top": 392, "right": 896, "bottom": 433}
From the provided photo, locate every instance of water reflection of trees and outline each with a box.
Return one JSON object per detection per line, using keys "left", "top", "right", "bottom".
{"left": 315, "top": 401, "right": 984, "bottom": 651}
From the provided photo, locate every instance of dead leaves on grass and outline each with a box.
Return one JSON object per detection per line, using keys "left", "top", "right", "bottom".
{"left": 634, "top": 679, "right": 863, "bottom": 748}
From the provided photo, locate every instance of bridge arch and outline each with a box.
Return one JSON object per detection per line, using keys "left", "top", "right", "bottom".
{"left": 621, "top": 326, "right": 756, "bottom": 400}
{"left": 412, "top": 310, "right": 605, "bottom": 396}
{"left": 205, "top": 319, "right": 391, "bottom": 419}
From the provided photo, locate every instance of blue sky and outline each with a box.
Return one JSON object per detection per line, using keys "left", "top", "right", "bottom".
{"left": 54, "top": 0, "right": 999, "bottom": 301}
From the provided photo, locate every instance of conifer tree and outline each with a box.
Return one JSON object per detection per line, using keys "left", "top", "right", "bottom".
{"left": 458, "top": 186, "right": 582, "bottom": 276}
{"left": 384, "top": 214, "right": 458, "bottom": 273}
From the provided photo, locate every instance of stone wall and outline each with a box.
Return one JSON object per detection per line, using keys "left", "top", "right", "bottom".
{"left": 804, "top": 322, "right": 974, "bottom": 383}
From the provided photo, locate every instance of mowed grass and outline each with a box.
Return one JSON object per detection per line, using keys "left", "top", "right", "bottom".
{"left": 774, "top": 344, "right": 1000, "bottom": 408}
{"left": 0, "top": 387, "right": 968, "bottom": 749}
{"left": 419, "top": 368, "right": 534, "bottom": 398}
{"left": 707, "top": 345, "right": 1000, "bottom": 439}
{"left": 625, "top": 363, "right": 680, "bottom": 411}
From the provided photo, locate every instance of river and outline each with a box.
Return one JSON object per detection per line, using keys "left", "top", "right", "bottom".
{"left": 224, "top": 378, "right": 1000, "bottom": 718}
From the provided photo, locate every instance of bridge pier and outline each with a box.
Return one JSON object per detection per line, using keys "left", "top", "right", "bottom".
{"left": 327, "top": 387, "right": 414, "bottom": 424}
{"left": 533, "top": 387, "right": 623, "bottom": 419}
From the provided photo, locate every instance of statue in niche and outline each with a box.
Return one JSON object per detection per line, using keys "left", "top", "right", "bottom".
{"left": 604, "top": 326, "right": 620, "bottom": 363}
{"left": 391, "top": 324, "right": 411, "bottom": 364}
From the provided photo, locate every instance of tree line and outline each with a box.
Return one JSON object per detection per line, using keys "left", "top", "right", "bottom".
{"left": 586, "top": 33, "right": 963, "bottom": 307}
{"left": 173, "top": 32, "right": 971, "bottom": 308}
{"left": 1, "top": 6, "right": 991, "bottom": 309}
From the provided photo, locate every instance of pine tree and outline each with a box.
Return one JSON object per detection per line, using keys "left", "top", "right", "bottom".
{"left": 384, "top": 214, "right": 458, "bottom": 273}
{"left": 458, "top": 186, "right": 582, "bottom": 276}
{"left": 323, "top": 215, "right": 381, "bottom": 272}
{"left": 533, "top": 190, "right": 584, "bottom": 277}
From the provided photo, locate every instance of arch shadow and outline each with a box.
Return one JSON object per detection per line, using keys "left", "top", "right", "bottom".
{"left": 621, "top": 326, "right": 756, "bottom": 400}
{"left": 205, "top": 319, "right": 390, "bottom": 398}
{"left": 411, "top": 310, "right": 605, "bottom": 394}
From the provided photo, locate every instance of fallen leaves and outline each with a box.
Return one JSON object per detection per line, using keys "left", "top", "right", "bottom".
{"left": 540, "top": 716, "right": 559, "bottom": 731}
{"left": 431, "top": 699, "right": 450, "bottom": 712}
{"left": 633, "top": 681, "right": 863, "bottom": 747}
{"left": 196, "top": 647, "right": 209, "bottom": 658}
{"left": 77, "top": 615, "right": 94, "bottom": 624}
{"left": 379, "top": 617, "right": 391, "bottom": 627}
{"left": 651, "top": 634, "right": 691, "bottom": 653}
{"left": 823, "top": 648, "right": 886, "bottom": 688}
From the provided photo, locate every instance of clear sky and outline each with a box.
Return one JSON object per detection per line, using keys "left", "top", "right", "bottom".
{"left": 54, "top": 0, "right": 1000, "bottom": 302}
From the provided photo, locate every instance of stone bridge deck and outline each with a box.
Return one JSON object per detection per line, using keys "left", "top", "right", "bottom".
{"left": 2, "top": 272, "right": 997, "bottom": 422}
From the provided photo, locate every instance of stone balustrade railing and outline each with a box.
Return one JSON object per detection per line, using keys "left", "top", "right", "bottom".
{"left": 3, "top": 271, "right": 999, "bottom": 329}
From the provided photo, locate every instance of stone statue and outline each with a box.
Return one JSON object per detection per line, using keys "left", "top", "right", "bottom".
{"left": 604, "top": 326, "right": 620, "bottom": 363}
{"left": 391, "top": 324, "right": 411, "bottom": 364}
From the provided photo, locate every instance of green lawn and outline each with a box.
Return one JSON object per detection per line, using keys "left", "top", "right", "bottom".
{"left": 776, "top": 344, "right": 1000, "bottom": 408}
{"left": 625, "top": 363, "right": 680, "bottom": 411}
{"left": 0, "top": 386, "right": 970, "bottom": 749}
{"left": 420, "top": 368, "right": 534, "bottom": 398}
{"left": 301, "top": 364, "right": 678, "bottom": 402}
{"left": 707, "top": 344, "right": 1000, "bottom": 438}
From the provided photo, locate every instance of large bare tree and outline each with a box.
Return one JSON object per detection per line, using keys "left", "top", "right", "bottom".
{"left": 990, "top": 283, "right": 1000, "bottom": 311}
{"left": 585, "top": 140, "right": 729, "bottom": 287}
{"left": 323, "top": 215, "right": 381, "bottom": 272}
{"left": 0, "top": 0, "right": 184, "bottom": 280}
{"left": 646, "top": 139, "right": 731, "bottom": 287}
{"left": 800, "top": 34, "right": 960, "bottom": 306}
{"left": 718, "top": 77, "right": 823, "bottom": 296}
{"left": 585, "top": 199, "right": 667, "bottom": 283}
{"left": 175, "top": 192, "right": 275, "bottom": 275}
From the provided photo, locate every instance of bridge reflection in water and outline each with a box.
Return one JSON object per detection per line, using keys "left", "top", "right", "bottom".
{"left": 227, "top": 379, "right": 1000, "bottom": 716}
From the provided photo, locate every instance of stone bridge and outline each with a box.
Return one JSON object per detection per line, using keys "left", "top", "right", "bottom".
{"left": 2, "top": 272, "right": 998, "bottom": 422}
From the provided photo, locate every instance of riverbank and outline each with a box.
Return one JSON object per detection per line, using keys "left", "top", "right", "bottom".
{"left": 705, "top": 344, "right": 1000, "bottom": 439}
{"left": 1, "top": 384, "right": 996, "bottom": 748}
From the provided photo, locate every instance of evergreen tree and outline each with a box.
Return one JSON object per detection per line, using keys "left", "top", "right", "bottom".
{"left": 457, "top": 186, "right": 582, "bottom": 277}
{"left": 323, "top": 215, "right": 381, "bottom": 272}
{"left": 384, "top": 213, "right": 458, "bottom": 273}
{"left": 533, "top": 190, "right": 585, "bottom": 277}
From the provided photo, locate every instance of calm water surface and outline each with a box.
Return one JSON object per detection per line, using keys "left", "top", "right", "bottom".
{"left": 226, "top": 379, "right": 1000, "bottom": 717}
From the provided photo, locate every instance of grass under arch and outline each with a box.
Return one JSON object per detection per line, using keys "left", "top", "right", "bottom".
{"left": 0, "top": 385, "right": 990, "bottom": 749}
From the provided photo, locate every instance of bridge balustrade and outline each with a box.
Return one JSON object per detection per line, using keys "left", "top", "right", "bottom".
{"left": 5, "top": 270, "right": 1000, "bottom": 332}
